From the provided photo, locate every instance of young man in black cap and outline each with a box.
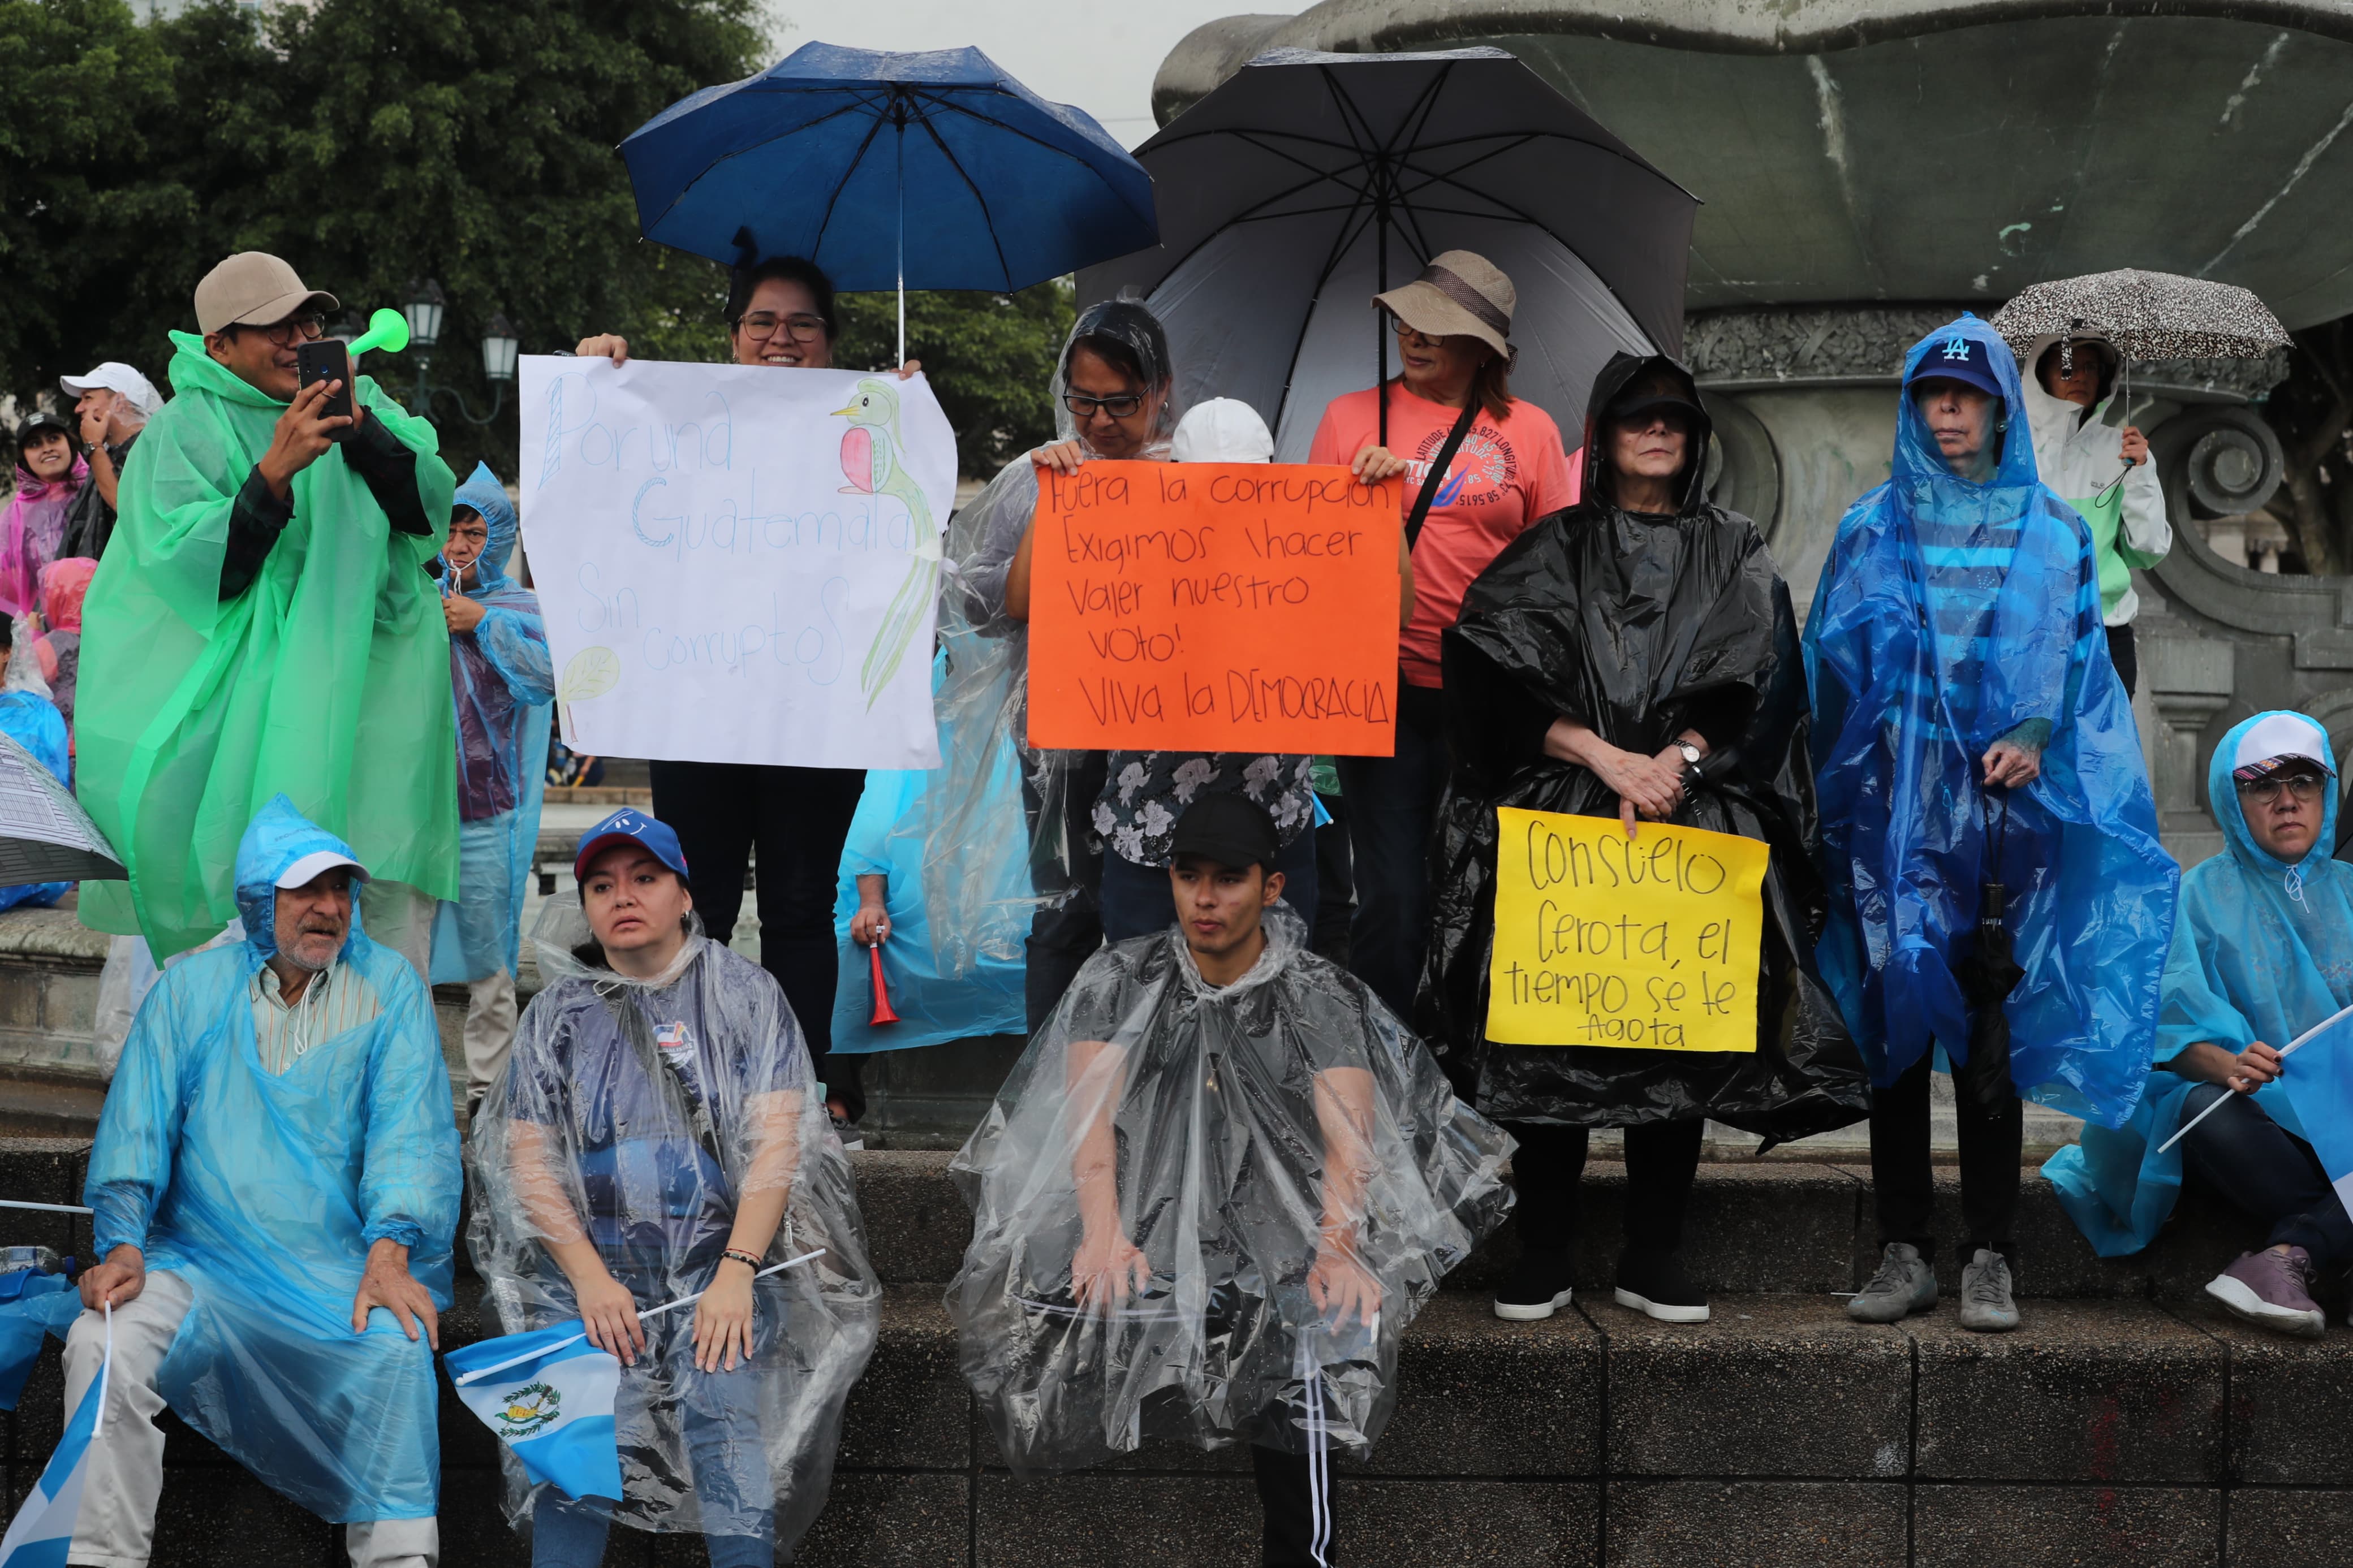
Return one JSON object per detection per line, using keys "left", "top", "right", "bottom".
{"left": 949, "top": 795, "right": 1512, "bottom": 1567}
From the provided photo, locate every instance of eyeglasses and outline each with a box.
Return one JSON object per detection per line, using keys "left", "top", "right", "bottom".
{"left": 1063, "top": 391, "right": 1145, "bottom": 420}
{"left": 244, "top": 313, "right": 326, "bottom": 348}
{"left": 2238, "top": 775, "right": 2328, "bottom": 805}
{"left": 735, "top": 312, "right": 828, "bottom": 343}
{"left": 1391, "top": 318, "right": 1443, "bottom": 347}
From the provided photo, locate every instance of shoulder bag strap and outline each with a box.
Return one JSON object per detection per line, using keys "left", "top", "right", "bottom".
{"left": 1402, "top": 396, "right": 1483, "bottom": 554}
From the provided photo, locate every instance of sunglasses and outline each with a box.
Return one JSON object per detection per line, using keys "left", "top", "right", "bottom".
{"left": 238, "top": 313, "right": 327, "bottom": 348}
{"left": 1063, "top": 391, "right": 1146, "bottom": 420}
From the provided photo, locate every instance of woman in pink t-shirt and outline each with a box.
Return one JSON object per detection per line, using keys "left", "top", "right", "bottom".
{"left": 1304, "top": 250, "right": 1579, "bottom": 1019}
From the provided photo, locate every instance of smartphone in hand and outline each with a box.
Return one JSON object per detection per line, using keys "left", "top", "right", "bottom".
{"left": 294, "top": 340, "right": 355, "bottom": 440}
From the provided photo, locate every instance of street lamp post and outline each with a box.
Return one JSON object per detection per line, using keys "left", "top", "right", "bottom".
{"left": 397, "top": 278, "right": 519, "bottom": 425}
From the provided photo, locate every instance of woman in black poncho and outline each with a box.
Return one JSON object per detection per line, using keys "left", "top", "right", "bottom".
{"left": 1420, "top": 353, "right": 1868, "bottom": 1327}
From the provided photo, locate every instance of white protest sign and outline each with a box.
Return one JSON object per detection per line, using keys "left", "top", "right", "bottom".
{"left": 517, "top": 356, "right": 954, "bottom": 768}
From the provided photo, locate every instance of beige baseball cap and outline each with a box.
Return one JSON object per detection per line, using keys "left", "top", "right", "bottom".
{"left": 193, "top": 252, "right": 339, "bottom": 336}
{"left": 1373, "top": 249, "right": 1515, "bottom": 360}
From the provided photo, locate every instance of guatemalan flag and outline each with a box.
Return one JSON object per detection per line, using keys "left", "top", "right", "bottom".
{"left": 2281, "top": 1002, "right": 2353, "bottom": 1221}
{"left": 0, "top": 1303, "right": 108, "bottom": 1566}
{"left": 445, "top": 1320, "right": 622, "bottom": 1502}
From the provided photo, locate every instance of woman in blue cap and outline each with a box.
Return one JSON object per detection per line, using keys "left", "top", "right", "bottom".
{"left": 428, "top": 463, "right": 552, "bottom": 1113}
{"left": 467, "top": 808, "right": 879, "bottom": 1566}
{"left": 1808, "top": 314, "right": 2174, "bottom": 1333}
{"left": 2048, "top": 711, "right": 2353, "bottom": 1337}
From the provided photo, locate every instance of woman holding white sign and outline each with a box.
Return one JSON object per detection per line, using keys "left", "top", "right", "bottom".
{"left": 1422, "top": 353, "right": 1869, "bottom": 1327}
{"left": 575, "top": 256, "right": 919, "bottom": 1132}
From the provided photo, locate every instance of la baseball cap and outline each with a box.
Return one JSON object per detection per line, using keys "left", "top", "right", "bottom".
{"left": 574, "top": 809, "right": 691, "bottom": 883}
{"left": 58, "top": 362, "right": 162, "bottom": 416}
{"left": 1169, "top": 793, "right": 1281, "bottom": 873}
{"left": 1910, "top": 329, "right": 2006, "bottom": 403}
{"left": 193, "top": 252, "right": 339, "bottom": 336}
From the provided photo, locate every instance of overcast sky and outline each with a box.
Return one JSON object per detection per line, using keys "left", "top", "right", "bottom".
{"left": 759, "top": 1, "right": 1299, "bottom": 146}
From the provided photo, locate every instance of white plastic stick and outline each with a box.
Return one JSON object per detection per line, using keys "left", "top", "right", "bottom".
{"left": 0, "top": 1199, "right": 92, "bottom": 1215}
{"left": 2155, "top": 1000, "right": 2353, "bottom": 1155}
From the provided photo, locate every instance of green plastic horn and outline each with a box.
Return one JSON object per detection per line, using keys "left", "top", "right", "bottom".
{"left": 346, "top": 307, "right": 411, "bottom": 357}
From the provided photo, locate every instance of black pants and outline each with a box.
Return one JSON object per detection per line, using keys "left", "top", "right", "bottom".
{"left": 1253, "top": 1442, "right": 1333, "bottom": 1566}
{"left": 650, "top": 759, "right": 867, "bottom": 1116}
{"left": 1021, "top": 751, "right": 1107, "bottom": 1033}
{"left": 2179, "top": 1082, "right": 2353, "bottom": 1269}
{"left": 1507, "top": 1118, "right": 1705, "bottom": 1258}
{"left": 2106, "top": 624, "right": 2137, "bottom": 698}
{"left": 1868, "top": 1052, "right": 2022, "bottom": 1264}
{"left": 1335, "top": 682, "right": 1450, "bottom": 1018}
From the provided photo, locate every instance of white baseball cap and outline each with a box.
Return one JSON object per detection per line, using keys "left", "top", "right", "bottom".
{"left": 58, "top": 363, "right": 162, "bottom": 417}
{"left": 2231, "top": 711, "right": 2337, "bottom": 781}
{"left": 275, "top": 849, "right": 368, "bottom": 890}
{"left": 1172, "top": 399, "right": 1274, "bottom": 464}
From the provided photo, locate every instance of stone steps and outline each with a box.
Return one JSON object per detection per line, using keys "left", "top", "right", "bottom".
{"left": 7, "top": 1141, "right": 2351, "bottom": 1564}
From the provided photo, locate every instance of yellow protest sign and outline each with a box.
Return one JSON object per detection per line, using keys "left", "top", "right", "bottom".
{"left": 1485, "top": 808, "right": 1769, "bottom": 1052}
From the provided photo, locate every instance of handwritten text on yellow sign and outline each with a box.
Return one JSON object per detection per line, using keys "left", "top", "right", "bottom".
{"left": 1485, "top": 808, "right": 1768, "bottom": 1052}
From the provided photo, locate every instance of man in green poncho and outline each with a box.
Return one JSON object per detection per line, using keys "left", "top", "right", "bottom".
{"left": 77, "top": 252, "right": 458, "bottom": 966}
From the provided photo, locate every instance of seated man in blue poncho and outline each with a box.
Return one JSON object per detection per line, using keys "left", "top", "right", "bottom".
{"left": 64, "top": 795, "right": 460, "bottom": 1566}
{"left": 2048, "top": 712, "right": 2353, "bottom": 1338}
{"left": 1807, "top": 314, "right": 2173, "bottom": 1335}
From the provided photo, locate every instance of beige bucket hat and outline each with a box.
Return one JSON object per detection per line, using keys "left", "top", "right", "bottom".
{"left": 1373, "top": 250, "right": 1515, "bottom": 360}
{"left": 193, "top": 252, "right": 339, "bottom": 335}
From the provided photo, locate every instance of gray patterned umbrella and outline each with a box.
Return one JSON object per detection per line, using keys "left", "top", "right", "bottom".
{"left": 1990, "top": 269, "right": 2289, "bottom": 361}
{"left": 0, "top": 731, "right": 123, "bottom": 884}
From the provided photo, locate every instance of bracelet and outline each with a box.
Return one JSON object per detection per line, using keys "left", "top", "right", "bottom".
{"left": 721, "top": 1248, "right": 763, "bottom": 1272}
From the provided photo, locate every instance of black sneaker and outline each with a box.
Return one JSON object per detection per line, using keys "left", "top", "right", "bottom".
{"left": 1493, "top": 1249, "right": 1575, "bottom": 1322}
{"left": 1614, "top": 1250, "right": 1709, "bottom": 1324}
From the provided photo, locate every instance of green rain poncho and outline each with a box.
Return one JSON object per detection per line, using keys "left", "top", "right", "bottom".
{"left": 77, "top": 332, "right": 457, "bottom": 955}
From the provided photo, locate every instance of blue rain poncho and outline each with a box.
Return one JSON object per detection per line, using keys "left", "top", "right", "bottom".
{"left": 0, "top": 690, "right": 70, "bottom": 910}
{"left": 430, "top": 464, "right": 553, "bottom": 984}
{"left": 830, "top": 655, "right": 1028, "bottom": 1053}
{"left": 81, "top": 794, "right": 461, "bottom": 1522}
{"left": 1804, "top": 313, "right": 2175, "bottom": 1128}
{"left": 2045, "top": 712, "right": 2352, "bottom": 1252}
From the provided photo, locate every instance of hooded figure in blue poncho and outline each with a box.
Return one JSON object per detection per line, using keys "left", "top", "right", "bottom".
{"left": 0, "top": 612, "right": 71, "bottom": 911}
{"left": 427, "top": 463, "right": 553, "bottom": 1111}
{"left": 2046, "top": 711, "right": 2353, "bottom": 1337}
{"left": 65, "top": 795, "right": 460, "bottom": 1567}
{"left": 1807, "top": 314, "right": 2174, "bottom": 1334}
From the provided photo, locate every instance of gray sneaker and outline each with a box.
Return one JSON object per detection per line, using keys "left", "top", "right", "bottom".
{"left": 1848, "top": 1242, "right": 1937, "bottom": 1323}
{"left": 2207, "top": 1246, "right": 2326, "bottom": 1338}
{"left": 1959, "top": 1248, "right": 2021, "bottom": 1332}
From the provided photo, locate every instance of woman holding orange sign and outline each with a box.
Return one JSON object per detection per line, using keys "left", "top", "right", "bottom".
{"left": 1420, "top": 353, "right": 1867, "bottom": 1328}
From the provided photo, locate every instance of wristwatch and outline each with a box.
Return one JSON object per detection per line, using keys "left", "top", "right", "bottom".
{"left": 1677, "top": 741, "right": 1703, "bottom": 767}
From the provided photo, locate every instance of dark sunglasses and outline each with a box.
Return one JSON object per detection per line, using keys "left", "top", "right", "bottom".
{"left": 1063, "top": 391, "right": 1146, "bottom": 420}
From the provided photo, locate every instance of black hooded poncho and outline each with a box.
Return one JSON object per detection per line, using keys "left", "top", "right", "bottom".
{"left": 1416, "top": 353, "right": 1869, "bottom": 1137}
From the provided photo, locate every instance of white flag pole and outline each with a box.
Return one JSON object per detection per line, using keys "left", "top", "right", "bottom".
{"left": 0, "top": 1200, "right": 92, "bottom": 1215}
{"left": 2155, "top": 1000, "right": 2353, "bottom": 1155}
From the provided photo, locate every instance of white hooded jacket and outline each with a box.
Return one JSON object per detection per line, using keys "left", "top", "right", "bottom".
{"left": 2019, "top": 334, "right": 2171, "bottom": 627}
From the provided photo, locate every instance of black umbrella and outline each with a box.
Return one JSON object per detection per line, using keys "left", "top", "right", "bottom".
{"left": 1078, "top": 47, "right": 1698, "bottom": 460}
{"left": 0, "top": 729, "right": 123, "bottom": 883}
{"left": 1953, "top": 791, "right": 2024, "bottom": 1109}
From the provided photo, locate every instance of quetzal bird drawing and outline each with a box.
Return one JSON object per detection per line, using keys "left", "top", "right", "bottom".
{"left": 834, "top": 377, "right": 938, "bottom": 709}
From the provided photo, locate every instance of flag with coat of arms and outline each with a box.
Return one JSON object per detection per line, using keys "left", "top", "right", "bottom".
{"left": 2278, "top": 1003, "right": 2353, "bottom": 1221}
{"left": 445, "top": 1319, "right": 623, "bottom": 1502}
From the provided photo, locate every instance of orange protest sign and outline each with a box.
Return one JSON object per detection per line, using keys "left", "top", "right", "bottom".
{"left": 1027, "top": 461, "right": 1403, "bottom": 754}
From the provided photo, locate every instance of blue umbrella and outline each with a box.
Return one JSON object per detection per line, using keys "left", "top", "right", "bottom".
{"left": 620, "top": 42, "right": 1159, "bottom": 361}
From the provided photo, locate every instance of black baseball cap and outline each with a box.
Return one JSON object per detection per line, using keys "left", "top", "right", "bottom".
{"left": 1169, "top": 793, "right": 1280, "bottom": 873}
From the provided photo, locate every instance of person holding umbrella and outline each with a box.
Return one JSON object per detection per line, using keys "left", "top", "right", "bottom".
{"left": 1808, "top": 315, "right": 2174, "bottom": 1334}
{"left": 574, "top": 255, "right": 917, "bottom": 1132}
{"left": 2019, "top": 330, "right": 2169, "bottom": 696}
{"left": 1303, "top": 251, "right": 1579, "bottom": 1020}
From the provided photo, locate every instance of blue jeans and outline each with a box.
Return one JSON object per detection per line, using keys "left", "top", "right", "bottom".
{"left": 2179, "top": 1082, "right": 2353, "bottom": 1269}
{"left": 1335, "top": 682, "right": 1449, "bottom": 1017}
{"left": 530, "top": 1287, "right": 777, "bottom": 1567}
{"left": 1097, "top": 827, "right": 1319, "bottom": 944}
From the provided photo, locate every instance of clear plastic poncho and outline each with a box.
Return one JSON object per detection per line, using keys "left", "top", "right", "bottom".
{"left": 942, "top": 299, "right": 1187, "bottom": 904}
{"left": 429, "top": 463, "right": 553, "bottom": 984}
{"left": 2046, "top": 712, "right": 2353, "bottom": 1253}
{"left": 466, "top": 895, "right": 881, "bottom": 1552}
{"left": 84, "top": 794, "right": 461, "bottom": 1522}
{"left": 829, "top": 655, "right": 1028, "bottom": 1054}
{"left": 947, "top": 909, "right": 1514, "bottom": 1475}
{"left": 1804, "top": 313, "right": 2177, "bottom": 1128}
